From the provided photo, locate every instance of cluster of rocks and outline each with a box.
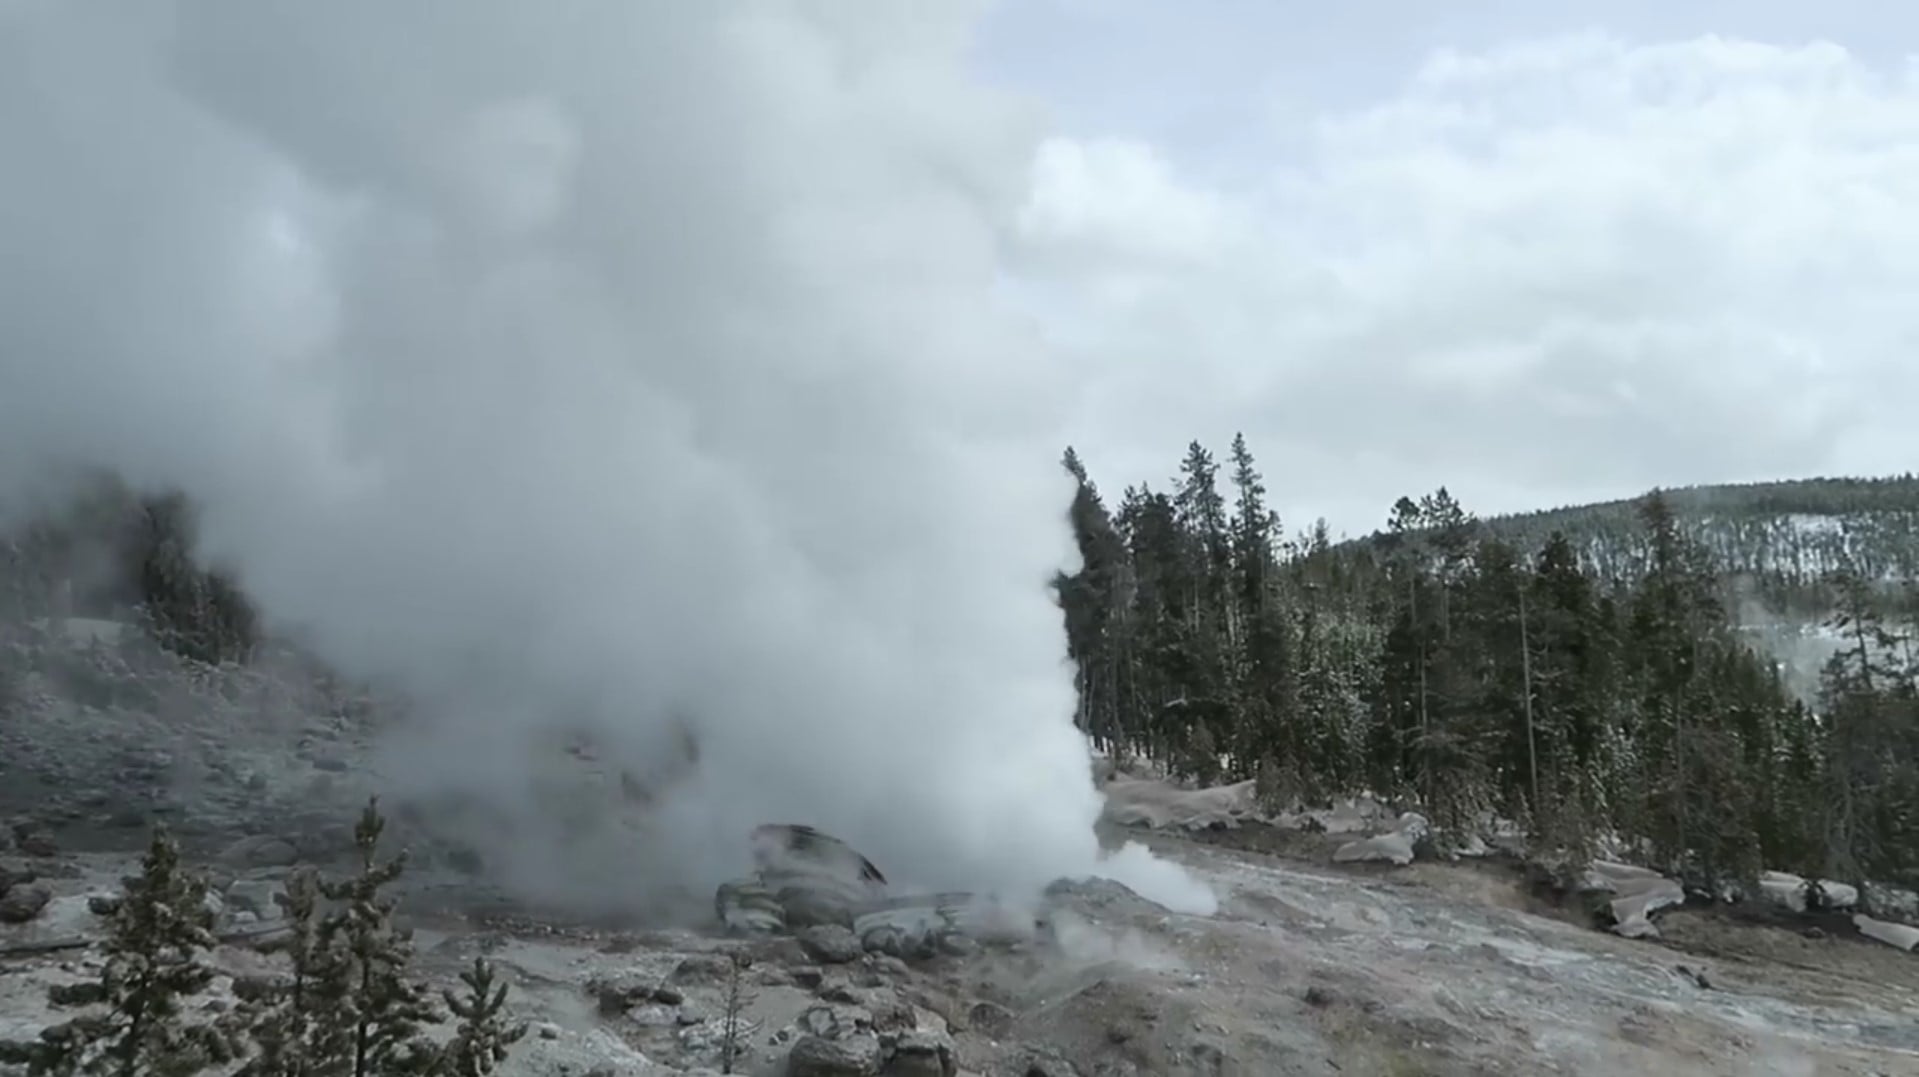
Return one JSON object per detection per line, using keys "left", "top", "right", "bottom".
{"left": 585, "top": 938, "right": 963, "bottom": 1076}
{"left": 716, "top": 824, "right": 1043, "bottom": 971}
{"left": 0, "top": 821, "right": 59, "bottom": 927}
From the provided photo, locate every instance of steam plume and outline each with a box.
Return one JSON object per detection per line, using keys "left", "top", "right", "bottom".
{"left": 0, "top": 1, "right": 1215, "bottom": 915}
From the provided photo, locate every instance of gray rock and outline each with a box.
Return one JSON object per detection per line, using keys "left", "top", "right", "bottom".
{"left": 224, "top": 878, "right": 286, "bottom": 918}
{"left": 0, "top": 882, "right": 52, "bottom": 923}
{"left": 585, "top": 973, "right": 653, "bottom": 1015}
{"left": 1014, "top": 1049, "right": 1083, "bottom": 1077}
{"left": 799, "top": 924, "right": 864, "bottom": 964}
{"left": 966, "top": 1001, "right": 1013, "bottom": 1038}
{"left": 780, "top": 885, "right": 861, "bottom": 930}
{"left": 880, "top": 1029, "right": 957, "bottom": 1077}
{"left": 668, "top": 954, "right": 736, "bottom": 986}
{"left": 0, "top": 863, "right": 34, "bottom": 894}
{"left": 787, "top": 1032, "right": 883, "bottom": 1076}
{"left": 867, "top": 993, "right": 918, "bottom": 1035}
{"left": 800, "top": 1006, "right": 846, "bottom": 1038}
{"left": 296, "top": 824, "right": 356, "bottom": 857}
{"left": 220, "top": 835, "right": 299, "bottom": 868}
{"left": 820, "top": 981, "right": 864, "bottom": 1005}
{"left": 716, "top": 878, "right": 786, "bottom": 933}
{"left": 629, "top": 1004, "right": 678, "bottom": 1028}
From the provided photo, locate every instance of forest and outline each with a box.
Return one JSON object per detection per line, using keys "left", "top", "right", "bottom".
{"left": 1054, "top": 438, "right": 1919, "bottom": 895}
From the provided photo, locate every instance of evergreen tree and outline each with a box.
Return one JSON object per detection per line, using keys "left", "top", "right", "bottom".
{"left": 1815, "top": 568, "right": 1916, "bottom": 888}
{"left": 237, "top": 868, "right": 350, "bottom": 1077}
{"left": 1056, "top": 447, "right": 1132, "bottom": 751}
{"left": 1226, "top": 434, "right": 1298, "bottom": 784}
{"left": 317, "top": 800, "right": 442, "bottom": 1077}
{"left": 435, "top": 959, "right": 527, "bottom": 1077}
{"left": 0, "top": 828, "right": 243, "bottom": 1077}
{"left": 1055, "top": 439, "right": 1915, "bottom": 888}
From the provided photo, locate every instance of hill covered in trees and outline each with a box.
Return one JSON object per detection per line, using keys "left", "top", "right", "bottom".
{"left": 1404, "top": 475, "right": 1919, "bottom": 620}
{"left": 1056, "top": 440, "right": 1919, "bottom": 898}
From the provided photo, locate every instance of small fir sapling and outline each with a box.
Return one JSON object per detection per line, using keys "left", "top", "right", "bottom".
{"left": 0, "top": 826, "right": 245, "bottom": 1077}
{"left": 435, "top": 958, "right": 528, "bottom": 1077}
{"left": 235, "top": 867, "right": 352, "bottom": 1077}
{"left": 314, "top": 798, "right": 442, "bottom": 1077}
{"left": 718, "top": 953, "right": 752, "bottom": 1075}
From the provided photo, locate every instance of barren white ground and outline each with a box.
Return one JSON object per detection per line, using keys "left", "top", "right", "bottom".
{"left": 5, "top": 825, "right": 1917, "bottom": 1076}
{"left": 3, "top": 625, "right": 1917, "bottom": 1075}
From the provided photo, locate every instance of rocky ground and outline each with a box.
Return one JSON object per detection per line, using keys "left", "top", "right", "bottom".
{"left": 7, "top": 824, "right": 1917, "bottom": 1076}
{"left": 4, "top": 623, "right": 1919, "bottom": 1075}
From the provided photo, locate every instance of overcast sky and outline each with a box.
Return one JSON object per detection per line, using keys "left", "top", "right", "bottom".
{"left": 973, "top": 0, "right": 1919, "bottom": 536}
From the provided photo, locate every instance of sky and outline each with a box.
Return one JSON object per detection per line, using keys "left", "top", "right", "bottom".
{"left": 973, "top": 0, "right": 1919, "bottom": 536}
{"left": 1, "top": 1, "right": 1916, "bottom": 916}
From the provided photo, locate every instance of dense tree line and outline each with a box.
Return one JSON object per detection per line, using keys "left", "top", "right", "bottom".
{"left": 1056, "top": 440, "right": 1919, "bottom": 894}
{"left": 1, "top": 473, "right": 258, "bottom": 665}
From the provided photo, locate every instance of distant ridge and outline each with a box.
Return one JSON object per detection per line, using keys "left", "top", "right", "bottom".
{"left": 1337, "top": 475, "right": 1919, "bottom": 619}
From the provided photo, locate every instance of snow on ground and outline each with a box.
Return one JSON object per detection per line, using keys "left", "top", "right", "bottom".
{"left": 5, "top": 630, "right": 1919, "bottom": 1074}
{"left": 1160, "top": 830, "right": 1919, "bottom": 1074}
{"left": 8, "top": 823, "right": 1918, "bottom": 1076}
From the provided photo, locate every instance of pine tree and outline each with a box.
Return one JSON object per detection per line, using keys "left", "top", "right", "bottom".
{"left": 0, "top": 827, "right": 244, "bottom": 1077}
{"left": 1226, "top": 434, "right": 1298, "bottom": 783}
{"left": 1626, "top": 491, "right": 1720, "bottom": 877}
{"left": 1816, "top": 568, "right": 1910, "bottom": 888}
{"left": 237, "top": 868, "right": 350, "bottom": 1077}
{"left": 1056, "top": 447, "right": 1133, "bottom": 752}
{"left": 1172, "top": 442, "right": 1237, "bottom": 774}
{"left": 716, "top": 953, "right": 752, "bottom": 1075}
{"left": 317, "top": 799, "right": 442, "bottom": 1077}
{"left": 1059, "top": 440, "right": 1919, "bottom": 888}
{"left": 435, "top": 959, "right": 527, "bottom": 1077}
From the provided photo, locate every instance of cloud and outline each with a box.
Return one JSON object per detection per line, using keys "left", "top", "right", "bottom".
{"left": 1013, "top": 32, "right": 1919, "bottom": 533}
{"left": 0, "top": 0, "right": 1214, "bottom": 916}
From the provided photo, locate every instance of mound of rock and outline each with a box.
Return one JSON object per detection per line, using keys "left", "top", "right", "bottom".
{"left": 1755, "top": 871, "right": 1859, "bottom": 913}
{"left": 715, "top": 824, "right": 1044, "bottom": 966}
{"left": 1099, "top": 777, "right": 1259, "bottom": 830}
{"left": 1580, "top": 859, "right": 1685, "bottom": 939}
{"left": 1330, "top": 812, "right": 1430, "bottom": 867}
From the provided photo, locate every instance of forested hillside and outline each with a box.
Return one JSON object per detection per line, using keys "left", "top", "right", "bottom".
{"left": 1056, "top": 439, "right": 1919, "bottom": 895}
{"left": 1436, "top": 475, "right": 1919, "bottom": 619}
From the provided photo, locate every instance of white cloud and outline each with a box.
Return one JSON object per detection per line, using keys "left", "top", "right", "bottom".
{"left": 1021, "top": 137, "right": 1239, "bottom": 265}
{"left": 1015, "top": 32, "right": 1919, "bottom": 532}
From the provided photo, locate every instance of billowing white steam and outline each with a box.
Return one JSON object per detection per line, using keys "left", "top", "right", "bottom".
{"left": 0, "top": 2, "right": 1214, "bottom": 914}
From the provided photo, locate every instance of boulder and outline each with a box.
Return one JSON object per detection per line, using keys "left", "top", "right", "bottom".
{"left": 799, "top": 924, "right": 864, "bottom": 964}
{"left": 788, "top": 1032, "right": 883, "bottom": 1076}
{"left": 716, "top": 878, "right": 785, "bottom": 933}
{"left": 1756, "top": 871, "right": 1859, "bottom": 912}
{"left": 1854, "top": 913, "right": 1919, "bottom": 952}
{"left": 1331, "top": 812, "right": 1428, "bottom": 866}
{"left": 0, "top": 882, "right": 52, "bottom": 923}
{"left": 224, "top": 878, "right": 286, "bottom": 919}
{"left": 219, "top": 835, "right": 299, "bottom": 869}
{"left": 881, "top": 1029, "right": 957, "bottom": 1077}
